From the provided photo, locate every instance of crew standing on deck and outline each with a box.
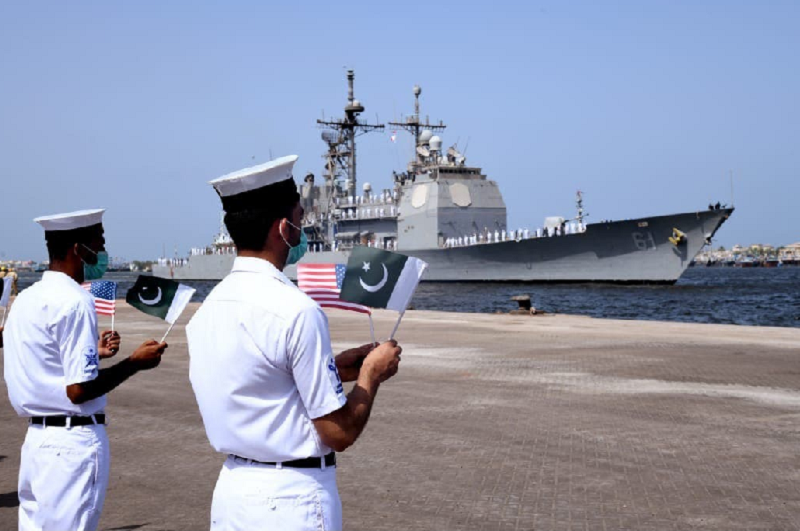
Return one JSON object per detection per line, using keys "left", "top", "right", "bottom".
{"left": 186, "top": 155, "right": 402, "bottom": 531}
{"left": 2, "top": 209, "right": 169, "bottom": 531}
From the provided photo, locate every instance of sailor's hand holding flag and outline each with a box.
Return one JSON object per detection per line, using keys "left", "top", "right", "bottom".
{"left": 99, "top": 330, "right": 121, "bottom": 359}
{"left": 335, "top": 341, "right": 402, "bottom": 382}
{"left": 362, "top": 340, "right": 402, "bottom": 383}
{"left": 335, "top": 342, "right": 376, "bottom": 382}
{"left": 129, "top": 339, "right": 169, "bottom": 370}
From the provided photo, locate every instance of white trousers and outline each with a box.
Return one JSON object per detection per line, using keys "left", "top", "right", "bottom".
{"left": 211, "top": 456, "right": 342, "bottom": 531}
{"left": 18, "top": 424, "right": 110, "bottom": 531}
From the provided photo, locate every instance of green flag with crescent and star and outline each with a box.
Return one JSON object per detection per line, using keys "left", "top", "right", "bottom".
{"left": 126, "top": 275, "right": 196, "bottom": 324}
{"left": 340, "top": 246, "right": 428, "bottom": 312}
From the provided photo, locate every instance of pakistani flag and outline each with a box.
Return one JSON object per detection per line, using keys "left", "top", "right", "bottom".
{"left": 126, "top": 275, "right": 196, "bottom": 324}
{"left": 340, "top": 246, "right": 428, "bottom": 312}
{"left": 0, "top": 277, "right": 12, "bottom": 308}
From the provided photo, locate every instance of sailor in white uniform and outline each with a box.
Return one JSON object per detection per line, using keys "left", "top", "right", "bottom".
{"left": 186, "top": 155, "right": 402, "bottom": 531}
{"left": 3, "top": 209, "right": 169, "bottom": 531}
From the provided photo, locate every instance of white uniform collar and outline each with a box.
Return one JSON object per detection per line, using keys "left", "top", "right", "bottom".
{"left": 42, "top": 270, "right": 82, "bottom": 287}
{"left": 231, "top": 257, "right": 294, "bottom": 287}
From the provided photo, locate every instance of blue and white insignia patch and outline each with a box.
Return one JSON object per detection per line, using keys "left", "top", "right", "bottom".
{"left": 82, "top": 345, "right": 99, "bottom": 373}
{"left": 327, "top": 355, "right": 344, "bottom": 395}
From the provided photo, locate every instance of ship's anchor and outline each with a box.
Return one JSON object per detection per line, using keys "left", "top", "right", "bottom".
{"left": 669, "top": 228, "right": 687, "bottom": 246}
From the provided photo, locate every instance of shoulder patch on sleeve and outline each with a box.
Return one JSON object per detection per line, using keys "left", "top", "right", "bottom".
{"left": 327, "top": 355, "right": 344, "bottom": 396}
{"left": 82, "top": 345, "right": 99, "bottom": 374}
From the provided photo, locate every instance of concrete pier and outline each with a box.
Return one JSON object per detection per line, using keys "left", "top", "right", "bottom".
{"left": 2, "top": 304, "right": 800, "bottom": 530}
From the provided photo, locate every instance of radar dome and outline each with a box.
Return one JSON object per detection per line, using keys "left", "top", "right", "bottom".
{"left": 363, "top": 182, "right": 372, "bottom": 192}
{"left": 419, "top": 130, "right": 433, "bottom": 145}
{"left": 429, "top": 135, "right": 442, "bottom": 151}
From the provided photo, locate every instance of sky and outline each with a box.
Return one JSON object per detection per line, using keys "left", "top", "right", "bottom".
{"left": 1, "top": 0, "right": 798, "bottom": 261}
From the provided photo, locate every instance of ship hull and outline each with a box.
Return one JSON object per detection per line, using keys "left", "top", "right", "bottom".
{"left": 153, "top": 208, "right": 732, "bottom": 284}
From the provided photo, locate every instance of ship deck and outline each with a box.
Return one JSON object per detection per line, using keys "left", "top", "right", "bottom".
{"left": 3, "top": 303, "right": 800, "bottom": 530}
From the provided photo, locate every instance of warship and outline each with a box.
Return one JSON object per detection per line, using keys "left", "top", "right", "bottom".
{"left": 153, "top": 70, "right": 734, "bottom": 284}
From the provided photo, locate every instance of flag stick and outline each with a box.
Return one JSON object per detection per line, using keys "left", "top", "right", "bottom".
{"left": 160, "top": 322, "right": 176, "bottom": 343}
{"left": 388, "top": 311, "right": 405, "bottom": 340}
{"left": 368, "top": 313, "right": 376, "bottom": 345}
{"left": 111, "top": 313, "right": 115, "bottom": 333}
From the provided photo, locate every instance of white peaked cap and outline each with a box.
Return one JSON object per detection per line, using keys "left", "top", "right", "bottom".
{"left": 34, "top": 209, "right": 106, "bottom": 232}
{"left": 209, "top": 155, "right": 299, "bottom": 197}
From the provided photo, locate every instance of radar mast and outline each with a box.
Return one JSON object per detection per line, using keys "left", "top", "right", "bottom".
{"left": 317, "top": 70, "right": 384, "bottom": 202}
{"left": 388, "top": 85, "right": 447, "bottom": 173}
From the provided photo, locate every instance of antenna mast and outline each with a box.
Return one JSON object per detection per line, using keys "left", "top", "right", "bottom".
{"left": 388, "top": 85, "right": 446, "bottom": 173}
{"left": 576, "top": 191, "right": 588, "bottom": 224}
{"left": 317, "top": 70, "right": 384, "bottom": 201}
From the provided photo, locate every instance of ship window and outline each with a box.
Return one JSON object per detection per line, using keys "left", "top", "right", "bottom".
{"left": 411, "top": 184, "right": 429, "bottom": 209}
{"left": 449, "top": 182, "right": 471, "bottom": 207}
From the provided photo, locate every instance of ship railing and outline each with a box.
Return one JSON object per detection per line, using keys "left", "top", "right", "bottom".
{"left": 187, "top": 246, "right": 237, "bottom": 256}
{"left": 157, "top": 258, "right": 191, "bottom": 267}
{"left": 335, "top": 194, "right": 397, "bottom": 207}
{"left": 330, "top": 239, "right": 397, "bottom": 252}
{"left": 441, "top": 223, "right": 588, "bottom": 248}
{"left": 337, "top": 206, "right": 398, "bottom": 220}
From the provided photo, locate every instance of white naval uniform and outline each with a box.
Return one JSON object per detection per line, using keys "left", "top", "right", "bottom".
{"left": 3, "top": 271, "right": 110, "bottom": 531}
{"left": 186, "top": 257, "right": 347, "bottom": 531}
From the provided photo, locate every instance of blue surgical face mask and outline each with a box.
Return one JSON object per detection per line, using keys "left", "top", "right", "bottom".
{"left": 281, "top": 220, "right": 308, "bottom": 266}
{"left": 81, "top": 245, "right": 109, "bottom": 280}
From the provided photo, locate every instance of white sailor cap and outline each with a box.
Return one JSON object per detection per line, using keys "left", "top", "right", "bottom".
{"left": 209, "top": 155, "right": 299, "bottom": 198}
{"left": 34, "top": 209, "right": 106, "bottom": 232}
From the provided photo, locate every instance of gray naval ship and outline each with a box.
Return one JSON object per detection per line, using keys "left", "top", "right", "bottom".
{"left": 153, "top": 70, "right": 734, "bottom": 284}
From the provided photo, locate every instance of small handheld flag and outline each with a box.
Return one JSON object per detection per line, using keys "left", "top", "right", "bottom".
{"left": 126, "top": 275, "right": 196, "bottom": 341}
{"left": 82, "top": 280, "right": 118, "bottom": 331}
{"left": 298, "top": 263, "right": 375, "bottom": 343}
{"left": 339, "top": 246, "right": 428, "bottom": 339}
{"left": 0, "top": 277, "right": 12, "bottom": 326}
{"left": 298, "top": 264, "right": 372, "bottom": 314}
{"left": 82, "top": 281, "right": 117, "bottom": 316}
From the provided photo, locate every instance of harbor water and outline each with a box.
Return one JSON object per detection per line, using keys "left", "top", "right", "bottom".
{"left": 14, "top": 267, "right": 800, "bottom": 328}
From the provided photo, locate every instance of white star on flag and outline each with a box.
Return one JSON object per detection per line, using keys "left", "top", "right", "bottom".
{"left": 362, "top": 262, "right": 371, "bottom": 272}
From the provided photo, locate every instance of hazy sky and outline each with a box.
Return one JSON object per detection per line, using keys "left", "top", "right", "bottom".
{"left": 1, "top": 0, "right": 798, "bottom": 261}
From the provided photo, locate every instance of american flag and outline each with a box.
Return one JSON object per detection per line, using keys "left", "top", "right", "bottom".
{"left": 297, "top": 264, "right": 371, "bottom": 315}
{"left": 81, "top": 281, "right": 117, "bottom": 316}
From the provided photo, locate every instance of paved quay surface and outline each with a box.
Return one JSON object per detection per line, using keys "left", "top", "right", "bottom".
{"left": 2, "top": 303, "right": 800, "bottom": 530}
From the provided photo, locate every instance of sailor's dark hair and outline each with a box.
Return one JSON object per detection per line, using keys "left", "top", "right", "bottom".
{"left": 220, "top": 178, "right": 300, "bottom": 252}
{"left": 224, "top": 203, "right": 297, "bottom": 252}
{"left": 44, "top": 223, "right": 102, "bottom": 261}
